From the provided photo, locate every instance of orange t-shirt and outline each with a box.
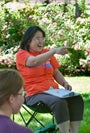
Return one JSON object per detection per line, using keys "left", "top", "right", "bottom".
{"left": 16, "top": 49, "right": 60, "bottom": 96}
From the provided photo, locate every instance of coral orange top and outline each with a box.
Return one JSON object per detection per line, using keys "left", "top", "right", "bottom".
{"left": 16, "top": 49, "right": 60, "bottom": 96}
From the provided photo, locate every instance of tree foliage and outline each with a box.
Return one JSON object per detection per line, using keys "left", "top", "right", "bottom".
{"left": 0, "top": 1, "right": 90, "bottom": 75}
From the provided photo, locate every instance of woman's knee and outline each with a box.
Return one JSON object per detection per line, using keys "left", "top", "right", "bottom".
{"left": 50, "top": 100, "right": 69, "bottom": 124}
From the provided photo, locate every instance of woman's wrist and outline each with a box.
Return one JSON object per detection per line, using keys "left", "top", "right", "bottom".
{"left": 63, "top": 81, "right": 68, "bottom": 86}
{"left": 63, "top": 81, "right": 72, "bottom": 90}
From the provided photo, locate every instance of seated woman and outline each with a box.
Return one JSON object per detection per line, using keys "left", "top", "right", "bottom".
{"left": 16, "top": 26, "right": 84, "bottom": 133}
{"left": 0, "top": 69, "right": 33, "bottom": 133}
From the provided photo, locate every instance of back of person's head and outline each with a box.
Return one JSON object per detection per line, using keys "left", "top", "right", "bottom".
{"left": 0, "top": 69, "right": 23, "bottom": 106}
{"left": 20, "top": 26, "right": 45, "bottom": 51}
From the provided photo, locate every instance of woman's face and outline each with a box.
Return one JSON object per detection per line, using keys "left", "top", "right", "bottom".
{"left": 29, "top": 31, "right": 45, "bottom": 52}
{"left": 10, "top": 87, "right": 24, "bottom": 114}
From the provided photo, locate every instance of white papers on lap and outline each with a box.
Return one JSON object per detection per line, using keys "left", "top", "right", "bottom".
{"left": 44, "top": 88, "right": 80, "bottom": 98}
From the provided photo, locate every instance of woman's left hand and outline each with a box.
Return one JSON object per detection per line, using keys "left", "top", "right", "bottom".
{"left": 63, "top": 82, "right": 72, "bottom": 91}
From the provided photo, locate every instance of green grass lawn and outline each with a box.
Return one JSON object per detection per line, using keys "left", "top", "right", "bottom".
{"left": 65, "top": 76, "right": 90, "bottom": 133}
{"left": 13, "top": 76, "right": 90, "bottom": 133}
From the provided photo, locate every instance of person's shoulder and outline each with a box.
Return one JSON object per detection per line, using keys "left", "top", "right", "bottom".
{"left": 19, "top": 126, "right": 33, "bottom": 133}
{"left": 16, "top": 49, "right": 30, "bottom": 57}
{"left": 17, "top": 49, "right": 28, "bottom": 54}
{"left": 0, "top": 116, "right": 33, "bottom": 133}
{"left": 12, "top": 121, "right": 33, "bottom": 133}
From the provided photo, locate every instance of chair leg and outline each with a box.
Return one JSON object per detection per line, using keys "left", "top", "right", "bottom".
{"left": 19, "top": 105, "right": 45, "bottom": 127}
{"left": 12, "top": 114, "right": 14, "bottom": 121}
{"left": 19, "top": 111, "right": 27, "bottom": 126}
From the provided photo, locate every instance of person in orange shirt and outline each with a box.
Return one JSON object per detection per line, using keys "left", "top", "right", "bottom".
{"left": 16, "top": 26, "right": 84, "bottom": 133}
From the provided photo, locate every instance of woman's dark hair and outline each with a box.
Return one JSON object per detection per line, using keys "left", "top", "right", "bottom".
{"left": 0, "top": 69, "right": 23, "bottom": 106}
{"left": 20, "top": 26, "right": 45, "bottom": 51}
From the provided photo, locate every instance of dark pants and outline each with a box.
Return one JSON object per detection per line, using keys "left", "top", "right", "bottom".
{"left": 26, "top": 93, "right": 84, "bottom": 124}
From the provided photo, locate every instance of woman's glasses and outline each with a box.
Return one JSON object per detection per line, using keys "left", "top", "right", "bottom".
{"left": 33, "top": 37, "right": 45, "bottom": 42}
{"left": 17, "top": 91, "right": 26, "bottom": 97}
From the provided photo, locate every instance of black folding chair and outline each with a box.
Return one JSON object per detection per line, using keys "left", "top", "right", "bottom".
{"left": 13, "top": 99, "right": 58, "bottom": 133}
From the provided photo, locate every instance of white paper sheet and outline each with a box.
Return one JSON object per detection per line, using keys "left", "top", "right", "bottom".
{"left": 44, "top": 87, "right": 80, "bottom": 98}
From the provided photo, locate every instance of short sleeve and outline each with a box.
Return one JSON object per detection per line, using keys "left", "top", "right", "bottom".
{"left": 50, "top": 55, "right": 60, "bottom": 69}
{"left": 16, "top": 49, "right": 30, "bottom": 67}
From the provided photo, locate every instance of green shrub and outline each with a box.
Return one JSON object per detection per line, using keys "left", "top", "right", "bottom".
{"left": 0, "top": 4, "right": 37, "bottom": 49}
{"left": 0, "top": 2, "right": 90, "bottom": 75}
